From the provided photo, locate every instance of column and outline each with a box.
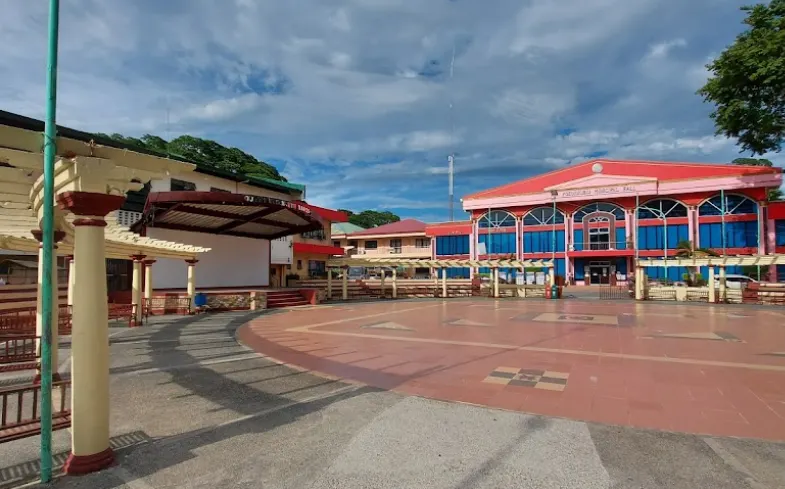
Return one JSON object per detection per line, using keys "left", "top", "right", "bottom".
{"left": 767, "top": 217, "right": 777, "bottom": 281}
{"left": 380, "top": 271, "right": 386, "bottom": 298}
{"left": 32, "top": 229, "right": 66, "bottom": 384}
{"left": 718, "top": 265, "right": 727, "bottom": 303}
{"left": 515, "top": 217, "right": 522, "bottom": 260}
{"left": 67, "top": 255, "right": 75, "bottom": 307}
{"left": 469, "top": 219, "right": 476, "bottom": 260}
{"left": 342, "top": 268, "right": 348, "bottom": 300}
{"left": 131, "top": 255, "right": 145, "bottom": 326}
{"left": 758, "top": 203, "right": 767, "bottom": 255}
{"left": 634, "top": 267, "right": 643, "bottom": 300}
{"left": 56, "top": 191, "right": 125, "bottom": 475}
{"left": 492, "top": 267, "right": 499, "bottom": 298}
{"left": 691, "top": 207, "right": 700, "bottom": 248}
{"left": 549, "top": 266, "right": 556, "bottom": 296}
{"left": 442, "top": 268, "right": 448, "bottom": 298}
{"left": 186, "top": 259, "right": 198, "bottom": 312}
{"left": 143, "top": 259, "right": 155, "bottom": 301}
{"left": 708, "top": 266, "right": 716, "bottom": 303}
{"left": 392, "top": 268, "right": 397, "bottom": 299}
{"left": 327, "top": 269, "right": 333, "bottom": 299}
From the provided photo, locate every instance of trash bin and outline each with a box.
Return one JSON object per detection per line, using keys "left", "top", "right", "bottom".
{"left": 193, "top": 292, "right": 207, "bottom": 309}
{"left": 550, "top": 285, "right": 558, "bottom": 300}
{"left": 545, "top": 286, "right": 552, "bottom": 299}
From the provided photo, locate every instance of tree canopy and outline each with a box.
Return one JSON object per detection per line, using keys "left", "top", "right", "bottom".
{"left": 338, "top": 209, "right": 401, "bottom": 228}
{"left": 698, "top": 0, "right": 785, "bottom": 155}
{"left": 94, "top": 132, "right": 286, "bottom": 182}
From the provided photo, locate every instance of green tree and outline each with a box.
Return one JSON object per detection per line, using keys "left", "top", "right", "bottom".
{"left": 731, "top": 157, "right": 783, "bottom": 200}
{"left": 94, "top": 132, "right": 286, "bottom": 182}
{"left": 338, "top": 209, "right": 400, "bottom": 228}
{"left": 698, "top": 0, "right": 785, "bottom": 155}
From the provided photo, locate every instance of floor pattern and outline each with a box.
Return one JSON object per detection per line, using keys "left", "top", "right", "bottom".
{"left": 483, "top": 367, "right": 570, "bottom": 391}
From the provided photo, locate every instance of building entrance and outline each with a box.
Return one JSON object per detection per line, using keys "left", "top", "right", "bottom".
{"left": 587, "top": 260, "right": 613, "bottom": 285}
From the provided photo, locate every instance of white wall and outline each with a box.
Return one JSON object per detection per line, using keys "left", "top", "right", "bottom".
{"left": 270, "top": 236, "right": 293, "bottom": 265}
{"left": 150, "top": 173, "right": 296, "bottom": 201}
{"left": 148, "top": 228, "right": 270, "bottom": 289}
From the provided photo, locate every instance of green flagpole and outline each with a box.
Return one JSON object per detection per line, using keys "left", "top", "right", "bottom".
{"left": 40, "top": 0, "right": 60, "bottom": 482}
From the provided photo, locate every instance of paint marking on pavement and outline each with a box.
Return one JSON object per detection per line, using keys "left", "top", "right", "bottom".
{"left": 284, "top": 303, "right": 441, "bottom": 333}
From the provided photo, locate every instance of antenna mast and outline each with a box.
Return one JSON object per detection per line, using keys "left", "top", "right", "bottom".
{"left": 448, "top": 41, "right": 456, "bottom": 221}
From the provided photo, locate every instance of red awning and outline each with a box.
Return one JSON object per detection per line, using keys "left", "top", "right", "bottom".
{"left": 133, "top": 192, "right": 324, "bottom": 240}
{"left": 293, "top": 242, "right": 345, "bottom": 255}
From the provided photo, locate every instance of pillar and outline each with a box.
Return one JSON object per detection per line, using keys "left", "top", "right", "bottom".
{"left": 143, "top": 259, "right": 155, "bottom": 300}
{"left": 634, "top": 267, "right": 643, "bottom": 300}
{"left": 767, "top": 217, "right": 777, "bottom": 282}
{"left": 548, "top": 266, "right": 555, "bottom": 288}
{"left": 327, "top": 269, "right": 333, "bottom": 299}
{"left": 493, "top": 267, "right": 499, "bottom": 298}
{"left": 32, "top": 229, "right": 66, "bottom": 384}
{"left": 708, "top": 266, "right": 716, "bottom": 303}
{"left": 380, "top": 271, "right": 386, "bottom": 299}
{"left": 131, "top": 255, "right": 145, "bottom": 326}
{"left": 342, "top": 267, "right": 348, "bottom": 300}
{"left": 186, "top": 259, "right": 198, "bottom": 312}
{"left": 718, "top": 265, "right": 727, "bottom": 303}
{"left": 515, "top": 217, "right": 522, "bottom": 260}
{"left": 56, "top": 191, "right": 125, "bottom": 475}
{"left": 442, "top": 268, "right": 448, "bottom": 298}
{"left": 67, "top": 255, "right": 75, "bottom": 307}
{"left": 392, "top": 268, "right": 397, "bottom": 299}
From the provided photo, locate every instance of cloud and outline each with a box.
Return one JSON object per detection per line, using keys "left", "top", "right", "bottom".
{"left": 0, "top": 0, "right": 765, "bottom": 222}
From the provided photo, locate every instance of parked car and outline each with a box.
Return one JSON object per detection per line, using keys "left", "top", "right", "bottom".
{"left": 715, "top": 274, "right": 757, "bottom": 289}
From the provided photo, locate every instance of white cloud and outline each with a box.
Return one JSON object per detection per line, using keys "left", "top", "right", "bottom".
{"left": 646, "top": 38, "right": 687, "bottom": 59}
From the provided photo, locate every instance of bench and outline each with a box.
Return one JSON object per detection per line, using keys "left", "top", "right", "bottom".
{"left": 0, "top": 381, "right": 71, "bottom": 444}
{"left": 108, "top": 303, "right": 138, "bottom": 327}
{"left": 142, "top": 297, "right": 191, "bottom": 320}
{"left": 0, "top": 306, "right": 72, "bottom": 336}
{"left": 0, "top": 335, "right": 38, "bottom": 373}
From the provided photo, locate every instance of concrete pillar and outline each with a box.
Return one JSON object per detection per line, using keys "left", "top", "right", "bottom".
{"left": 32, "top": 229, "right": 65, "bottom": 384}
{"left": 342, "top": 268, "right": 348, "bottom": 300}
{"left": 634, "top": 267, "right": 643, "bottom": 300}
{"left": 186, "top": 259, "right": 198, "bottom": 311}
{"left": 442, "top": 268, "right": 448, "bottom": 298}
{"left": 380, "top": 271, "right": 386, "bottom": 298}
{"left": 56, "top": 191, "right": 126, "bottom": 475}
{"left": 718, "top": 265, "right": 727, "bottom": 303}
{"left": 131, "top": 255, "right": 145, "bottom": 325}
{"left": 327, "top": 269, "right": 333, "bottom": 299}
{"left": 493, "top": 267, "right": 499, "bottom": 298}
{"left": 67, "top": 255, "right": 75, "bottom": 307}
{"left": 548, "top": 266, "right": 555, "bottom": 288}
{"left": 392, "top": 268, "right": 397, "bottom": 299}
{"left": 143, "top": 259, "right": 155, "bottom": 300}
{"left": 708, "top": 266, "right": 716, "bottom": 303}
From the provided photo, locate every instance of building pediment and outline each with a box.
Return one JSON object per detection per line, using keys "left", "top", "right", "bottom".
{"left": 545, "top": 174, "right": 657, "bottom": 192}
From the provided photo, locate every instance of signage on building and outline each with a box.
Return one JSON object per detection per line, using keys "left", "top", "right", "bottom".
{"left": 557, "top": 185, "right": 637, "bottom": 199}
{"left": 243, "top": 194, "right": 311, "bottom": 214}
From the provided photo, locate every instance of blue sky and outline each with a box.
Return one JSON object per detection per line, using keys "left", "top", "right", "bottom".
{"left": 1, "top": 0, "right": 782, "bottom": 222}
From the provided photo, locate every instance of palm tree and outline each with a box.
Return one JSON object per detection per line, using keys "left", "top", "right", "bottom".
{"left": 674, "top": 240, "right": 719, "bottom": 285}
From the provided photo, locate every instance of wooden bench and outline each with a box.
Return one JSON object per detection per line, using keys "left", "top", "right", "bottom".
{"left": 108, "top": 303, "right": 138, "bottom": 327}
{"left": 0, "top": 381, "right": 71, "bottom": 444}
{"left": 142, "top": 297, "right": 191, "bottom": 320}
{"left": 0, "top": 306, "right": 72, "bottom": 336}
{"left": 0, "top": 335, "right": 38, "bottom": 373}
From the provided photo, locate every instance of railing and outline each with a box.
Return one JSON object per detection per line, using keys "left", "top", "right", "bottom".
{"left": 598, "top": 285, "right": 630, "bottom": 300}
{"left": 0, "top": 306, "right": 72, "bottom": 335}
{"left": 108, "top": 303, "right": 138, "bottom": 327}
{"left": 0, "top": 381, "right": 71, "bottom": 443}
{"left": 357, "top": 245, "right": 431, "bottom": 256}
{"left": 570, "top": 240, "right": 630, "bottom": 252}
{"left": 143, "top": 297, "right": 192, "bottom": 318}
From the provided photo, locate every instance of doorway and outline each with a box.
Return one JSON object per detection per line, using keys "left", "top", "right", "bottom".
{"left": 588, "top": 261, "right": 611, "bottom": 285}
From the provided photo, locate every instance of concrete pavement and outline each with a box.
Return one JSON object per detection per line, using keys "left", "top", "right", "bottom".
{"left": 1, "top": 309, "right": 783, "bottom": 488}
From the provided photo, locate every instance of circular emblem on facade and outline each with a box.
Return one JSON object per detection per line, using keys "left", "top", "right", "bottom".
{"left": 592, "top": 163, "right": 603, "bottom": 174}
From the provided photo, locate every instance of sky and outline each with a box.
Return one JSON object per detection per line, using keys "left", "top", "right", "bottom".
{"left": 1, "top": 0, "right": 782, "bottom": 223}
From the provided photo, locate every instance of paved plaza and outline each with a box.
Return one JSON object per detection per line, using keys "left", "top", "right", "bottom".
{"left": 0, "top": 305, "right": 782, "bottom": 488}
{"left": 240, "top": 299, "right": 785, "bottom": 440}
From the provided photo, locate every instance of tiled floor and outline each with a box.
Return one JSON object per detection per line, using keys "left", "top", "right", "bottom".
{"left": 238, "top": 299, "right": 785, "bottom": 440}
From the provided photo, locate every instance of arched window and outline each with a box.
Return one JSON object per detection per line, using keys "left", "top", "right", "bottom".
{"left": 698, "top": 194, "right": 758, "bottom": 216}
{"left": 573, "top": 202, "right": 625, "bottom": 222}
{"left": 637, "top": 199, "right": 688, "bottom": 219}
{"left": 523, "top": 207, "right": 565, "bottom": 226}
{"left": 478, "top": 210, "right": 516, "bottom": 228}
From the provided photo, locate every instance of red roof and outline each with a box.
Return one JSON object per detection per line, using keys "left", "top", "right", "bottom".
{"left": 347, "top": 218, "right": 427, "bottom": 237}
{"left": 293, "top": 242, "right": 345, "bottom": 256}
{"left": 425, "top": 221, "right": 472, "bottom": 237}
{"left": 293, "top": 201, "right": 348, "bottom": 222}
{"left": 465, "top": 159, "right": 782, "bottom": 200}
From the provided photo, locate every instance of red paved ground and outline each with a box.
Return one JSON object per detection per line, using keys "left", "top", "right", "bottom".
{"left": 237, "top": 299, "right": 785, "bottom": 440}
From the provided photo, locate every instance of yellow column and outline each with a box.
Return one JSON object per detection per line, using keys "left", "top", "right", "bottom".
{"left": 131, "top": 255, "right": 144, "bottom": 325}
{"left": 327, "top": 269, "right": 333, "bottom": 299}
{"left": 493, "top": 268, "right": 499, "bottom": 298}
{"left": 392, "top": 268, "right": 397, "bottom": 299}
{"left": 634, "top": 267, "right": 643, "bottom": 300}
{"left": 67, "top": 255, "right": 75, "bottom": 307}
{"left": 442, "top": 268, "right": 448, "bottom": 298}
{"left": 57, "top": 191, "right": 125, "bottom": 475}
{"left": 342, "top": 268, "right": 348, "bottom": 300}
{"left": 708, "top": 266, "right": 716, "bottom": 303}
{"left": 144, "top": 259, "right": 155, "bottom": 300}
{"left": 549, "top": 266, "right": 555, "bottom": 288}
{"left": 718, "top": 265, "right": 726, "bottom": 303}
{"left": 380, "top": 271, "right": 386, "bottom": 298}
{"left": 32, "top": 229, "right": 64, "bottom": 383}
{"left": 186, "top": 259, "right": 198, "bottom": 312}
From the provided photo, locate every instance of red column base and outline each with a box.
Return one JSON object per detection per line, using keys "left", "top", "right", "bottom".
{"left": 63, "top": 447, "right": 115, "bottom": 475}
{"left": 32, "top": 372, "right": 63, "bottom": 385}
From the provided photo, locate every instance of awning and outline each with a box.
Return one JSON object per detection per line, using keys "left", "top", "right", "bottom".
{"left": 293, "top": 242, "right": 345, "bottom": 256}
{"left": 134, "top": 192, "right": 324, "bottom": 240}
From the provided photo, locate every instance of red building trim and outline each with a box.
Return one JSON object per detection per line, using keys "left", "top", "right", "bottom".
{"left": 293, "top": 242, "right": 345, "bottom": 255}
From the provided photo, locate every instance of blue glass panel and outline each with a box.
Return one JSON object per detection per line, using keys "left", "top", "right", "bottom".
{"left": 436, "top": 235, "right": 470, "bottom": 256}
{"left": 573, "top": 230, "right": 584, "bottom": 251}
{"left": 479, "top": 232, "right": 516, "bottom": 254}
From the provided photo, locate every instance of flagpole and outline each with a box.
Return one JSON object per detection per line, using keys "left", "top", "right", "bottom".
{"left": 720, "top": 189, "right": 726, "bottom": 256}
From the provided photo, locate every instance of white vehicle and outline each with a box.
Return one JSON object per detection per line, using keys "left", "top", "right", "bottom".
{"left": 715, "top": 274, "right": 757, "bottom": 289}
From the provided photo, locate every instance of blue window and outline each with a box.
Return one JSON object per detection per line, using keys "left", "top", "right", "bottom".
{"left": 546, "top": 258, "right": 566, "bottom": 277}
{"left": 523, "top": 231, "right": 565, "bottom": 253}
{"left": 775, "top": 220, "right": 785, "bottom": 247}
{"left": 699, "top": 266, "right": 744, "bottom": 278}
{"left": 637, "top": 199, "right": 688, "bottom": 219}
{"left": 573, "top": 229, "right": 584, "bottom": 251}
{"left": 698, "top": 194, "right": 757, "bottom": 216}
{"left": 446, "top": 267, "right": 470, "bottom": 279}
{"left": 479, "top": 232, "right": 516, "bottom": 254}
{"left": 647, "top": 266, "right": 689, "bottom": 283}
{"left": 573, "top": 202, "right": 625, "bottom": 222}
{"left": 615, "top": 228, "right": 627, "bottom": 248}
{"left": 637, "top": 224, "right": 689, "bottom": 250}
{"left": 523, "top": 207, "right": 564, "bottom": 226}
{"left": 698, "top": 221, "right": 758, "bottom": 248}
{"left": 777, "top": 265, "right": 785, "bottom": 282}
{"left": 435, "top": 235, "right": 469, "bottom": 256}
{"left": 479, "top": 210, "right": 516, "bottom": 229}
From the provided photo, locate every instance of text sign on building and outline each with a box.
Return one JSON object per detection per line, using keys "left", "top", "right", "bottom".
{"left": 557, "top": 185, "right": 637, "bottom": 199}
